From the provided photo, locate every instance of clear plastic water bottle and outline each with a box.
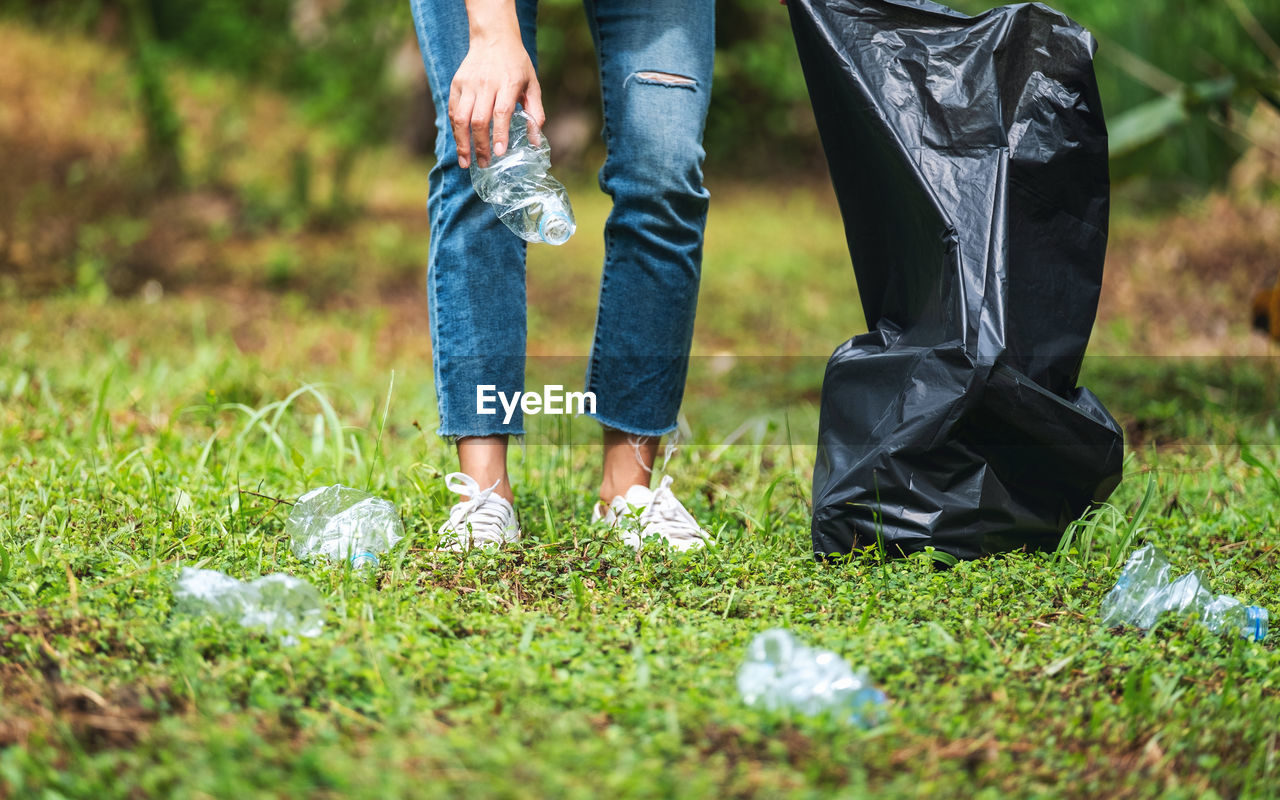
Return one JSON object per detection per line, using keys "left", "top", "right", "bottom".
{"left": 737, "top": 629, "right": 887, "bottom": 727}
{"left": 470, "top": 110, "right": 576, "bottom": 246}
{"left": 174, "top": 568, "right": 324, "bottom": 644}
{"left": 1101, "top": 543, "right": 1269, "bottom": 641}
{"left": 286, "top": 485, "right": 405, "bottom": 570}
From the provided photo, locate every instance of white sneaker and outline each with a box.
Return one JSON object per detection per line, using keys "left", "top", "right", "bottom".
{"left": 592, "top": 475, "right": 711, "bottom": 551}
{"left": 436, "top": 472, "right": 520, "bottom": 551}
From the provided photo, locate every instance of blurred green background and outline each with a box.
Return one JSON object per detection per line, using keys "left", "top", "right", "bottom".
{"left": 0, "top": 0, "right": 1278, "bottom": 349}
{"left": 4, "top": 0, "right": 1279, "bottom": 183}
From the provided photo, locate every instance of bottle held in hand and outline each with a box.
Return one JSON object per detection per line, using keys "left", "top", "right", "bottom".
{"left": 470, "top": 110, "right": 576, "bottom": 246}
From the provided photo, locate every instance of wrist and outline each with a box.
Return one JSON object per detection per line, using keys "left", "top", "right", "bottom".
{"left": 469, "top": 26, "right": 521, "bottom": 48}
{"left": 466, "top": 1, "right": 521, "bottom": 46}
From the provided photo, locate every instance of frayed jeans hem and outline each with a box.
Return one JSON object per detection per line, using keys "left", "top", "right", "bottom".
{"left": 586, "top": 412, "right": 678, "bottom": 439}
{"left": 437, "top": 429, "right": 527, "bottom": 444}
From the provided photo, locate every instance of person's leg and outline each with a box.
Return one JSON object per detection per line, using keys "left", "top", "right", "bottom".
{"left": 457, "top": 435, "right": 512, "bottom": 502}
{"left": 410, "top": 0, "right": 541, "bottom": 505}
{"left": 600, "top": 429, "right": 657, "bottom": 502}
{"left": 582, "top": 0, "right": 715, "bottom": 503}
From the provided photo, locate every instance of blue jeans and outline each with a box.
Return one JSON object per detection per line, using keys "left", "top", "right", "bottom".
{"left": 409, "top": 0, "right": 714, "bottom": 438}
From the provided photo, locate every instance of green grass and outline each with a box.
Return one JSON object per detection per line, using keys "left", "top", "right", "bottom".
{"left": 4, "top": 17, "right": 1280, "bottom": 800}
{"left": 2, "top": 287, "right": 1280, "bottom": 799}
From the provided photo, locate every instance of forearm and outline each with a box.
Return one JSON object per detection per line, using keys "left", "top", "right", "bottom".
{"left": 463, "top": 0, "right": 521, "bottom": 46}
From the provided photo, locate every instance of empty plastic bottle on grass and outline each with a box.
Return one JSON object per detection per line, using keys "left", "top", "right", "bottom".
{"left": 174, "top": 568, "right": 324, "bottom": 644}
{"left": 737, "top": 629, "right": 887, "bottom": 727}
{"left": 1101, "top": 544, "right": 1268, "bottom": 641}
{"left": 470, "top": 110, "right": 576, "bottom": 245}
{"left": 286, "top": 485, "right": 405, "bottom": 570}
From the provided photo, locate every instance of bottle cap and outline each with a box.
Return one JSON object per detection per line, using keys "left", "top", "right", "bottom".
{"left": 350, "top": 551, "right": 379, "bottom": 570}
{"left": 1245, "top": 606, "right": 1268, "bottom": 642}
{"left": 539, "top": 212, "right": 574, "bottom": 245}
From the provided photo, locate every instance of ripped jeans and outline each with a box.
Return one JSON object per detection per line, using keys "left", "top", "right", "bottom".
{"left": 409, "top": 0, "right": 714, "bottom": 438}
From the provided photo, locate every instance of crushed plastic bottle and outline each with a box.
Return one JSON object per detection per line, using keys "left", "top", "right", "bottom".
{"left": 286, "top": 485, "right": 405, "bottom": 570}
{"left": 737, "top": 629, "right": 887, "bottom": 727}
{"left": 1101, "top": 543, "right": 1269, "bottom": 642}
{"left": 470, "top": 110, "right": 576, "bottom": 245}
{"left": 174, "top": 568, "right": 324, "bottom": 644}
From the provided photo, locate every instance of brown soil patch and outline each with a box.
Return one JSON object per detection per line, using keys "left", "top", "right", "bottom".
{"left": 0, "top": 614, "right": 188, "bottom": 751}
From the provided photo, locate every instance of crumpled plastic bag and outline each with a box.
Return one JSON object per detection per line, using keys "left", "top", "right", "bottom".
{"left": 788, "top": 0, "right": 1125, "bottom": 561}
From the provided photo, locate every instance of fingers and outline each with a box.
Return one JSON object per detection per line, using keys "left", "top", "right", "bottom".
{"left": 449, "top": 85, "right": 475, "bottom": 169}
{"left": 449, "top": 53, "right": 543, "bottom": 168}
{"left": 522, "top": 79, "right": 546, "bottom": 147}
{"left": 470, "top": 88, "right": 495, "bottom": 167}
{"left": 491, "top": 84, "right": 520, "bottom": 159}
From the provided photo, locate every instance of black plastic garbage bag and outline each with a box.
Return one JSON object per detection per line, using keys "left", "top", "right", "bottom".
{"left": 789, "top": 0, "right": 1125, "bottom": 560}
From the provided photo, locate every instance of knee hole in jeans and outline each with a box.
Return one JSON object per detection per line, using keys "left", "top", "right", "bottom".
{"left": 625, "top": 71, "right": 698, "bottom": 90}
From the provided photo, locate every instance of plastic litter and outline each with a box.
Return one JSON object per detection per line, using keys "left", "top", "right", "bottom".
{"left": 470, "top": 109, "right": 576, "bottom": 245}
{"left": 1101, "top": 544, "right": 1269, "bottom": 642}
{"left": 788, "top": 0, "right": 1124, "bottom": 561}
{"left": 174, "top": 567, "right": 324, "bottom": 643}
{"left": 737, "top": 629, "right": 887, "bottom": 727}
{"left": 286, "top": 485, "right": 405, "bottom": 570}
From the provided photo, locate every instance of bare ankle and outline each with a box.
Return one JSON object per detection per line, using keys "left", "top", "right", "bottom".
{"left": 600, "top": 428, "right": 656, "bottom": 504}
{"left": 599, "top": 479, "right": 644, "bottom": 505}
{"left": 457, "top": 435, "right": 515, "bottom": 504}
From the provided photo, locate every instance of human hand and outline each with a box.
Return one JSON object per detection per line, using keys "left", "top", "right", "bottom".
{"left": 448, "top": 37, "right": 545, "bottom": 169}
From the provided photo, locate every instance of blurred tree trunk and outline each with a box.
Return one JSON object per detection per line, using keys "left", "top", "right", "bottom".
{"left": 123, "top": 0, "right": 184, "bottom": 189}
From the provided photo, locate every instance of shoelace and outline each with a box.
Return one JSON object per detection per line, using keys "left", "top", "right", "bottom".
{"left": 637, "top": 476, "right": 706, "bottom": 543}
{"left": 438, "top": 472, "right": 512, "bottom": 546}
